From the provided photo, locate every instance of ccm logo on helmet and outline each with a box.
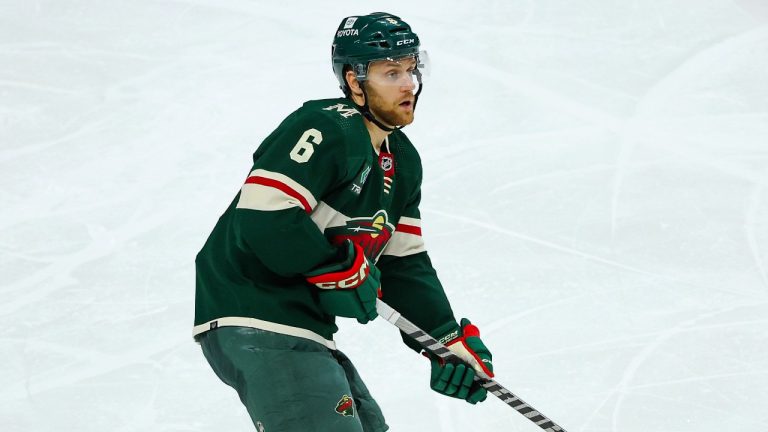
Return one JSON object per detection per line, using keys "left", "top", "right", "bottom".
{"left": 337, "top": 29, "right": 359, "bottom": 37}
{"left": 397, "top": 39, "right": 415, "bottom": 46}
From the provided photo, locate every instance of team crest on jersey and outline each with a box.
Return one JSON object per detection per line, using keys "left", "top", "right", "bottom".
{"left": 326, "top": 210, "right": 394, "bottom": 259}
{"left": 335, "top": 395, "right": 355, "bottom": 417}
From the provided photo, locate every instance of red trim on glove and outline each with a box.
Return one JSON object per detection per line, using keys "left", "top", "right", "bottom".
{"left": 462, "top": 323, "right": 480, "bottom": 338}
{"left": 457, "top": 339, "right": 494, "bottom": 377}
{"left": 306, "top": 243, "right": 370, "bottom": 289}
{"left": 445, "top": 324, "right": 495, "bottom": 378}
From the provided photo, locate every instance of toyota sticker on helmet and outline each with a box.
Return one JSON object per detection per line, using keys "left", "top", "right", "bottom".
{"left": 337, "top": 29, "right": 359, "bottom": 37}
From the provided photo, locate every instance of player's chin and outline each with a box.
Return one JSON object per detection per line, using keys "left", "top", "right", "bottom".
{"left": 395, "top": 110, "right": 415, "bottom": 126}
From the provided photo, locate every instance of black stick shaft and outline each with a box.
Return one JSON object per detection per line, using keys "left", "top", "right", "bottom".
{"left": 376, "top": 299, "right": 568, "bottom": 432}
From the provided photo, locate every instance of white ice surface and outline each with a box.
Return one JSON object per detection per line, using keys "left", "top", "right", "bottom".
{"left": 2, "top": 0, "right": 768, "bottom": 431}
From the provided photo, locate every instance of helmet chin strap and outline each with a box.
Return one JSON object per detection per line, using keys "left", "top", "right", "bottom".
{"left": 357, "top": 84, "right": 397, "bottom": 132}
{"left": 353, "top": 72, "right": 424, "bottom": 133}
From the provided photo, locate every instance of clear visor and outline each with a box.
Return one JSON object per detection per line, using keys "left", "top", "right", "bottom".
{"left": 363, "top": 49, "right": 430, "bottom": 89}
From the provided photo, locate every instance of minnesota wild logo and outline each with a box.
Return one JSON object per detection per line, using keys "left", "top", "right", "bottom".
{"left": 335, "top": 395, "right": 355, "bottom": 417}
{"left": 327, "top": 210, "right": 394, "bottom": 259}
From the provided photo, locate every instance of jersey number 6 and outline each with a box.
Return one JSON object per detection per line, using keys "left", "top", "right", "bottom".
{"left": 289, "top": 128, "right": 323, "bottom": 163}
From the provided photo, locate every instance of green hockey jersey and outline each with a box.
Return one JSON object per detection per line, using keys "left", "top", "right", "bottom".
{"left": 194, "top": 97, "right": 456, "bottom": 351}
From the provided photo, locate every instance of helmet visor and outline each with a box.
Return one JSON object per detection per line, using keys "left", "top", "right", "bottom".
{"left": 363, "top": 50, "right": 430, "bottom": 89}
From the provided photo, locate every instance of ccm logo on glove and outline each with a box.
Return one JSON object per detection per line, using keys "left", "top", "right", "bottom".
{"left": 308, "top": 253, "right": 370, "bottom": 290}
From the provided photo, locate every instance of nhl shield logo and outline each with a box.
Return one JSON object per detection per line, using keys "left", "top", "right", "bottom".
{"left": 335, "top": 395, "right": 355, "bottom": 417}
{"left": 379, "top": 152, "right": 395, "bottom": 178}
{"left": 380, "top": 155, "right": 393, "bottom": 171}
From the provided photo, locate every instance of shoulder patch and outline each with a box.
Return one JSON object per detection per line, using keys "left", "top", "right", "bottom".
{"left": 349, "top": 163, "right": 372, "bottom": 195}
{"left": 323, "top": 103, "right": 360, "bottom": 118}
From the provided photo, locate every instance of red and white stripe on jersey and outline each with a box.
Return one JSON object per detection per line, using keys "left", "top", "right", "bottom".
{"left": 381, "top": 216, "right": 426, "bottom": 257}
{"left": 236, "top": 169, "right": 317, "bottom": 213}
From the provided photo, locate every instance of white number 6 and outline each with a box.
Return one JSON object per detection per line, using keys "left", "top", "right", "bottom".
{"left": 289, "top": 128, "right": 323, "bottom": 163}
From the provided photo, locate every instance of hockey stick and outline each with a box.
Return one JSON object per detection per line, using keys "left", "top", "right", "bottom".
{"left": 376, "top": 299, "right": 568, "bottom": 432}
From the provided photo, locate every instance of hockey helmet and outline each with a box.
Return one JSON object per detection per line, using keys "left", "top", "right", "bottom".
{"left": 331, "top": 12, "right": 428, "bottom": 95}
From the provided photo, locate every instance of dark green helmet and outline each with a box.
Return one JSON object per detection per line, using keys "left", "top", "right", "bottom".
{"left": 331, "top": 12, "right": 421, "bottom": 94}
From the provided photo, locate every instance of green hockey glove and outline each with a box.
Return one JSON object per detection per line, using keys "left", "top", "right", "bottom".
{"left": 305, "top": 240, "right": 381, "bottom": 324}
{"left": 428, "top": 318, "right": 494, "bottom": 404}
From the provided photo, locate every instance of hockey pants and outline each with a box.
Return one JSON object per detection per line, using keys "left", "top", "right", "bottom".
{"left": 199, "top": 326, "right": 388, "bottom": 432}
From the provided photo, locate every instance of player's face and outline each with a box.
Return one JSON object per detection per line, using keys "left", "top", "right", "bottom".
{"left": 365, "top": 57, "right": 418, "bottom": 127}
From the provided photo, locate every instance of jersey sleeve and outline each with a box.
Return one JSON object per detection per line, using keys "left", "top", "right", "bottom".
{"left": 377, "top": 171, "right": 458, "bottom": 353}
{"left": 232, "top": 110, "right": 360, "bottom": 277}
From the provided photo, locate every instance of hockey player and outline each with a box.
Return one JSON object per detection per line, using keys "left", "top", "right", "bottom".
{"left": 194, "top": 12, "right": 495, "bottom": 432}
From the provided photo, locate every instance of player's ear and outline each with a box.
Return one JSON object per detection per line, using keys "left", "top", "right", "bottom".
{"left": 345, "top": 70, "right": 364, "bottom": 99}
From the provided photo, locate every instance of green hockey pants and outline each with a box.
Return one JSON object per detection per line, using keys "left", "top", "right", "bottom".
{"left": 199, "top": 326, "right": 388, "bottom": 432}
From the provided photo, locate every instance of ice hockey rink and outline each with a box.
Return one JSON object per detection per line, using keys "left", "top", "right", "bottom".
{"left": 2, "top": 0, "right": 767, "bottom": 430}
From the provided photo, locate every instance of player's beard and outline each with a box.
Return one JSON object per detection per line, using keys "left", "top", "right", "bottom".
{"left": 366, "top": 86, "right": 415, "bottom": 127}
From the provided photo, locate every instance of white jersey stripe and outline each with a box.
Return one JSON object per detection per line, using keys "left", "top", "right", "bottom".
{"left": 398, "top": 216, "right": 421, "bottom": 227}
{"left": 193, "top": 316, "right": 337, "bottom": 350}
{"left": 381, "top": 230, "right": 426, "bottom": 257}
{"left": 310, "top": 201, "right": 347, "bottom": 232}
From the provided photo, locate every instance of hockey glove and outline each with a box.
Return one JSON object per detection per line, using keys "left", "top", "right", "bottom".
{"left": 305, "top": 240, "right": 381, "bottom": 324}
{"left": 428, "top": 318, "right": 494, "bottom": 404}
